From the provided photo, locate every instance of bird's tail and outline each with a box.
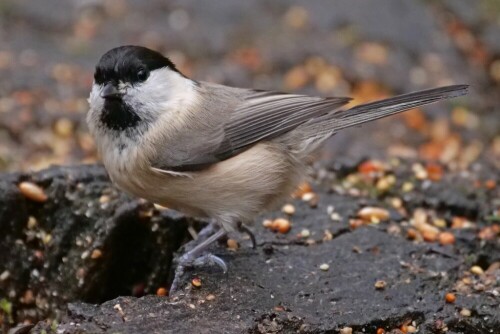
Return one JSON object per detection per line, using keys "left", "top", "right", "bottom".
{"left": 289, "top": 84, "right": 469, "bottom": 155}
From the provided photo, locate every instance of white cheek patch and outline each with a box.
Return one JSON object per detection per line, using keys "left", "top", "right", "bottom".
{"left": 88, "top": 83, "right": 104, "bottom": 111}
{"left": 87, "top": 83, "right": 105, "bottom": 136}
{"left": 122, "top": 68, "right": 198, "bottom": 119}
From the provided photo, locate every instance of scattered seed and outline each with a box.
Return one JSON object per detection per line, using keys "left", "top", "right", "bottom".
{"left": 272, "top": 218, "right": 291, "bottom": 234}
{"left": 323, "top": 230, "right": 333, "bottom": 241}
{"left": 426, "top": 162, "right": 443, "bottom": 181}
{"left": 484, "top": 179, "right": 496, "bottom": 190}
{"left": 156, "top": 287, "right": 167, "bottom": 296}
{"left": 358, "top": 207, "right": 390, "bottom": 222}
{"left": 470, "top": 265, "right": 484, "bottom": 276}
{"left": 302, "top": 192, "right": 319, "bottom": 208}
{"left": 188, "top": 303, "right": 196, "bottom": 309}
{"left": 438, "top": 232, "right": 455, "bottom": 245}
{"left": 391, "top": 197, "right": 403, "bottom": 209}
{"left": 402, "top": 182, "right": 414, "bottom": 192}
{"left": 206, "top": 294, "right": 215, "bottom": 301}
{"left": 406, "top": 325, "right": 417, "bottom": 333}
{"left": 422, "top": 230, "right": 438, "bottom": 242}
{"left": 0, "top": 270, "right": 10, "bottom": 281}
{"left": 309, "top": 196, "right": 319, "bottom": 208}
{"left": 330, "top": 212, "right": 341, "bottom": 221}
{"left": 319, "top": 263, "right": 329, "bottom": 271}
{"left": 300, "top": 229, "right": 310, "bottom": 238}
{"left": 301, "top": 192, "right": 315, "bottom": 201}
{"left": 227, "top": 238, "right": 239, "bottom": 250}
{"left": 90, "top": 249, "right": 103, "bottom": 259}
{"left": 191, "top": 277, "right": 202, "bottom": 288}
{"left": 21, "top": 289, "right": 35, "bottom": 305}
{"left": 113, "top": 303, "right": 125, "bottom": 317}
{"left": 81, "top": 250, "right": 90, "bottom": 260}
{"left": 451, "top": 216, "right": 472, "bottom": 229}
{"left": 284, "top": 66, "right": 309, "bottom": 90}
{"left": 352, "top": 246, "right": 362, "bottom": 254}
{"left": 42, "top": 232, "right": 52, "bottom": 245}
{"left": 412, "top": 210, "right": 439, "bottom": 242}
{"left": 262, "top": 219, "right": 273, "bottom": 228}
{"left": 374, "top": 280, "right": 387, "bottom": 290}
{"left": 19, "top": 181, "right": 48, "bottom": 202}
{"left": 413, "top": 208, "right": 428, "bottom": 226}
{"left": 462, "top": 277, "right": 472, "bottom": 285}
{"left": 339, "top": 327, "right": 353, "bottom": 334}
{"left": 433, "top": 218, "right": 446, "bottom": 228}
{"left": 460, "top": 308, "right": 471, "bottom": 317}
{"left": 376, "top": 176, "right": 395, "bottom": 192}
{"left": 490, "top": 59, "right": 500, "bottom": 82}
{"left": 27, "top": 216, "right": 38, "bottom": 229}
{"left": 54, "top": 118, "right": 74, "bottom": 138}
{"left": 445, "top": 292, "right": 456, "bottom": 303}
{"left": 358, "top": 160, "right": 384, "bottom": 174}
{"left": 305, "top": 238, "right": 315, "bottom": 245}
{"left": 357, "top": 42, "right": 389, "bottom": 66}
{"left": 478, "top": 225, "right": 500, "bottom": 240}
{"left": 349, "top": 219, "right": 364, "bottom": 230}
{"left": 292, "top": 182, "right": 312, "bottom": 198}
{"left": 283, "top": 5, "right": 309, "bottom": 30}
{"left": 99, "top": 195, "right": 110, "bottom": 204}
{"left": 406, "top": 228, "right": 418, "bottom": 240}
{"left": 412, "top": 163, "right": 428, "bottom": 180}
{"left": 282, "top": 204, "right": 295, "bottom": 215}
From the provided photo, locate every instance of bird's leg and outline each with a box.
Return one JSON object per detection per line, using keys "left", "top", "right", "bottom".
{"left": 170, "top": 227, "right": 227, "bottom": 293}
{"left": 184, "top": 221, "right": 217, "bottom": 252}
{"left": 236, "top": 221, "right": 257, "bottom": 249}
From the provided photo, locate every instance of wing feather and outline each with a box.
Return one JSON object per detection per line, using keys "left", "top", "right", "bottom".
{"left": 152, "top": 89, "right": 351, "bottom": 172}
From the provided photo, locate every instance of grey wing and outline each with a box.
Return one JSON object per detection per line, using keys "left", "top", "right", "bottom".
{"left": 153, "top": 90, "right": 351, "bottom": 172}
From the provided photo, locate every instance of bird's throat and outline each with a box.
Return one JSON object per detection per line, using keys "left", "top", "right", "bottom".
{"left": 100, "top": 99, "right": 141, "bottom": 131}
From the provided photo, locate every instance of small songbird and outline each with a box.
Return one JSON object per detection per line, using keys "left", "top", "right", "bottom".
{"left": 87, "top": 45, "right": 468, "bottom": 291}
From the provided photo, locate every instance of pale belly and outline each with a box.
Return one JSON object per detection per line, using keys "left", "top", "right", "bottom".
{"left": 105, "top": 143, "right": 304, "bottom": 225}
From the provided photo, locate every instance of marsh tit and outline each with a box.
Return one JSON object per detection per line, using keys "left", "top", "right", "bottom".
{"left": 87, "top": 45, "right": 468, "bottom": 291}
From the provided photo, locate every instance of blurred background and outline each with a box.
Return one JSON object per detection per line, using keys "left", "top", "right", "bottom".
{"left": 0, "top": 0, "right": 499, "bottom": 172}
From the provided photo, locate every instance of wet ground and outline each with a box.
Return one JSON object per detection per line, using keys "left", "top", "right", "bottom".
{"left": 1, "top": 161, "right": 499, "bottom": 333}
{"left": 0, "top": 0, "right": 499, "bottom": 333}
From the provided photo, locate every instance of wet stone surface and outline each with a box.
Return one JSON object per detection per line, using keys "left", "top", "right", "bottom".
{"left": 0, "top": 163, "right": 497, "bottom": 333}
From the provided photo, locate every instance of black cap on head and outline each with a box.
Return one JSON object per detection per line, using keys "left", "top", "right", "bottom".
{"left": 94, "top": 45, "right": 181, "bottom": 85}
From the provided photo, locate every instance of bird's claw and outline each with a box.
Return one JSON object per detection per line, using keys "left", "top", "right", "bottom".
{"left": 170, "top": 253, "right": 227, "bottom": 293}
{"left": 236, "top": 221, "right": 257, "bottom": 249}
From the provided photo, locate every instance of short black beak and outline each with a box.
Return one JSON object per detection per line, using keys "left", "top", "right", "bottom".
{"left": 100, "top": 83, "right": 122, "bottom": 99}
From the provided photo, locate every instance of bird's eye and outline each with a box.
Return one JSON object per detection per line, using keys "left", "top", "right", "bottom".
{"left": 136, "top": 69, "right": 149, "bottom": 82}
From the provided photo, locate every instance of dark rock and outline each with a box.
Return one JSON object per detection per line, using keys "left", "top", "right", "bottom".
{"left": 0, "top": 165, "right": 191, "bottom": 332}
{"left": 0, "top": 164, "right": 491, "bottom": 333}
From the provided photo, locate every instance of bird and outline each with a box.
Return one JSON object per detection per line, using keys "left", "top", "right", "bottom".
{"left": 87, "top": 45, "right": 468, "bottom": 291}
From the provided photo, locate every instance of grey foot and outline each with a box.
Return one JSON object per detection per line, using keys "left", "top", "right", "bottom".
{"left": 169, "top": 228, "right": 227, "bottom": 293}
{"left": 170, "top": 252, "right": 227, "bottom": 293}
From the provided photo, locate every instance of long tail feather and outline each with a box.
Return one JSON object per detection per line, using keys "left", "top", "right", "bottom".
{"left": 290, "top": 84, "right": 468, "bottom": 155}
{"left": 310, "top": 84, "right": 468, "bottom": 134}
